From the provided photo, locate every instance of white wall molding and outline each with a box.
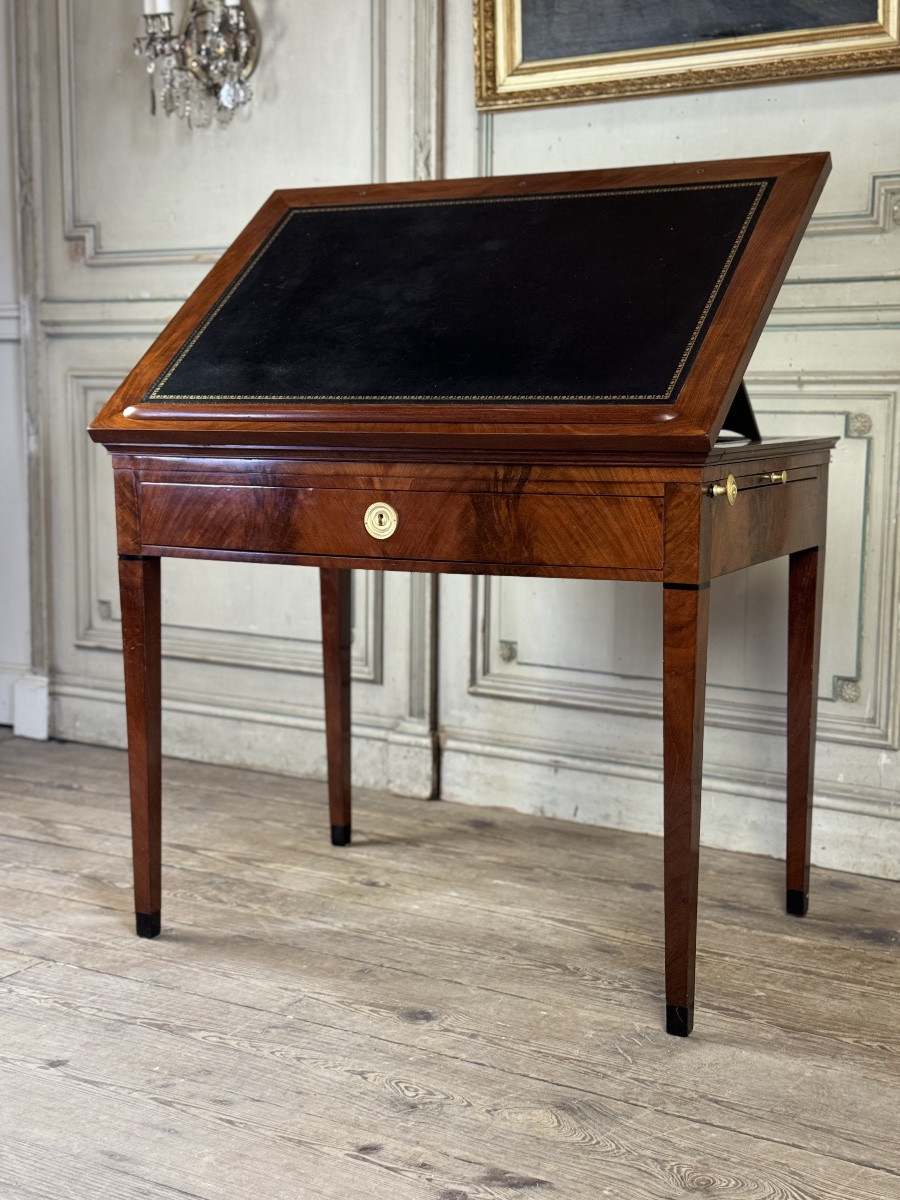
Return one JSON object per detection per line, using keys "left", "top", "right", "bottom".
{"left": 56, "top": 0, "right": 225, "bottom": 267}
{"left": 753, "top": 374, "right": 899, "bottom": 751}
{"left": 808, "top": 170, "right": 900, "bottom": 237}
{"left": 443, "top": 722, "right": 899, "bottom": 823}
{"left": 52, "top": 679, "right": 437, "bottom": 799}
{"left": 12, "top": 0, "right": 52, "bottom": 692}
{"left": 370, "top": 0, "right": 388, "bottom": 183}
{"left": 0, "top": 300, "right": 21, "bottom": 340}
{"left": 57, "top": 0, "right": 386, "bottom": 270}
{"left": 767, "top": 303, "right": 900, "bottom": 330}
{"left": 40, "top": 298, "right": 179, "bottom": 337}
{"left": 476, "top": 111, "right": 492, "bottom": 177}
{"left": 406, "top": 573, "right": 435, "bottom": 724}
{"left": 412, "top": 0, "right": 444, "bottom": 181}
{"left": 770, "top": 278, "right": 900, "bottom": 326}
{"left": 387, "top": 572, "right": 438, "bottom": 798}
{"left": 57, "top": 676, "right": 400, "bottom": 738}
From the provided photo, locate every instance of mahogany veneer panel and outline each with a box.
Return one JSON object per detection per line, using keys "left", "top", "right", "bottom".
{"left": 138, "top": 483, "right": 663, "bottom": 570}
{"left": 709, "top": 474, "right": 827, "bottom": 578}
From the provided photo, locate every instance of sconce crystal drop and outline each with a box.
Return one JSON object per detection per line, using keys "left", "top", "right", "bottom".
{"left": 134, "top": 0, "right": 261, "bottom": 129}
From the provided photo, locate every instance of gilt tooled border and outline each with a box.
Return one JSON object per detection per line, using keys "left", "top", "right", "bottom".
{"left": 147, "top": 180, "right": 770, "bottom": 406}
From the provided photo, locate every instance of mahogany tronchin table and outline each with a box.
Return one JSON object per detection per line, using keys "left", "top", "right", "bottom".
{"left": 90, "top": 152, "right": 835, "bottom": 1036}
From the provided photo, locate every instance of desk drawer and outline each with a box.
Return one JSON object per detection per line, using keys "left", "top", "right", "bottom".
{"left": 708, "top": 473, "right": 825, "bottom": 577}
{"left": 140, "top": 483, "right": 663, "bottom": 570}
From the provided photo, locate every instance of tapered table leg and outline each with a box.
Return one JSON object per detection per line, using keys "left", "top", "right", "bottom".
{"left": 786, "top": 546, "right": 825, "bottom": 917}
{"left": 662, "top": 582, "right": 710, "bottom": 1037}
{"left": 320, "top": 568, "right": 352, "bottom": 846}
{"left": 118, "top": 555, "right": 162, "bottom": 938}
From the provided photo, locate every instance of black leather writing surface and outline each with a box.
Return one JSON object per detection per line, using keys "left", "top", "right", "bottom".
{"left": 149, "top": 180, "right": 771, "bottom": 407}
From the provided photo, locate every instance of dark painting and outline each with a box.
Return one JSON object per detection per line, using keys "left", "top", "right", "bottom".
{"left": 521, "top": 0, "right": 880, "bottom": 62}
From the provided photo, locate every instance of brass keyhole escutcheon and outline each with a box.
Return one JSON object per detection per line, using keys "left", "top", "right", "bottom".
{"left": 708, "top": 474, "right": 738, "bottom": 506}
{"left": 364, "top": 501, "right": 399, "bottom": 540}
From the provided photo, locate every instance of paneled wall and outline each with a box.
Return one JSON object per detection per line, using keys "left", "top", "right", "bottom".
{"left": 13, "top": 1, "right": 441, "bottom": 798}
{"left": 9, "top": 1, "right": 900, "bottom": 876}
{"left": 439, "top": 0, "right": 900, "bottom": 878}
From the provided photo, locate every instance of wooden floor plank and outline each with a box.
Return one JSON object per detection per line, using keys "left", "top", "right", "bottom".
{"left": 1, "top": 931, "right": 896, "bottom": 1174}
{"left": 0, "top": 949, "right": 42, "bottom": 981}
{"left": 2, "top": 832, "right": 895, "bottom": 1056}
{"left": 3, "top": 961, "right": 897, "bottom": 1200}
{"left": 1, "top": 735, "right": 898, "bottom": 1200}
{"left": 1, "top": 889, "right": 896, "bottom": 1179}
{"left": 1, "top": 746, "right": 893, "bottom": 955}
{"left": 1, "top": 784, "right": 895, "bottom": 1001}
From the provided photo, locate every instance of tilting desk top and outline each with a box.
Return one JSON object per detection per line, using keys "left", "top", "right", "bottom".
{"left": 90, "top": 152, "right": 830, "bottom": 459}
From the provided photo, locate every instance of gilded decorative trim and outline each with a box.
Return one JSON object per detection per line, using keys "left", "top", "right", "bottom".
{"left": 475, "top": 0, "right": 900, "bottom": 110}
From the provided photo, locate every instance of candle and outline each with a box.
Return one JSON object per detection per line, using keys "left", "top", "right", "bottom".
{"left": 143, "top": 0, "right": 174, "bottom": 14}
{"left": 223, "top": 0, "right": 241, "bottom": 6}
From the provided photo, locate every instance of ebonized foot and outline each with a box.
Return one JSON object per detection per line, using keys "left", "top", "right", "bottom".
{"left": 786, "top": 889, "right": 809, "bottom": 916}
{"left": 136, "top": 911, "right": 161, "bottom": 938}
{"left": 666, "top": 1004, "right": 693, "bottom": 1037}
{"left": 331, "top": 824, "right": 351, "bottom": 847}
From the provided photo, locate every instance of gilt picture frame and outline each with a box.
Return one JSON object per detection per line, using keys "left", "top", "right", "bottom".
{"left": 474, "top": 0, "right": 900, "bottom": 110}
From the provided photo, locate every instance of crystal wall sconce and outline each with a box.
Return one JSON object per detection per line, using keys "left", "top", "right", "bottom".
{"left": 135, "top": 0, "right": 261, "bottom": 128}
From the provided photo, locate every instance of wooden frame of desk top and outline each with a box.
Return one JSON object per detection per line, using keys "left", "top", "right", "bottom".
{"left": 109, "top": 436, "right": 832, "bottom": 1038}
{"left": 93, "top": 153, "right": 829, "bottom": 457}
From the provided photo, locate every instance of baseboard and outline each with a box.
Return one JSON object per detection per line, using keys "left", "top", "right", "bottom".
{"left": 49, "top": 684, "right": 897, "bottom": 878}
{"left": 52, "top": 683, "right": 436, "bottom": 799}
{"left": 440, "top": 730, "right": 900, "bottom": 881}
{"left": 0, "top": 668, "right": 50, "bottom": 739}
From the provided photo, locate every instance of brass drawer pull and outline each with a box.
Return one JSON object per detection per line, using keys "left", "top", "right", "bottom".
{"left": 763, "top": 470, "right": 788, "bottom": 484}
{"left": 708, "top": 474, "right": 738, "bottom": 506}
{"left": 364, "top": 501, "right": 398, "bottom": 539}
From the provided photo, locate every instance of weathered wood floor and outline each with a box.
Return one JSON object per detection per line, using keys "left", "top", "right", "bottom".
{"left": 0, "top": 729, "right": 897, "bottom": 1200}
